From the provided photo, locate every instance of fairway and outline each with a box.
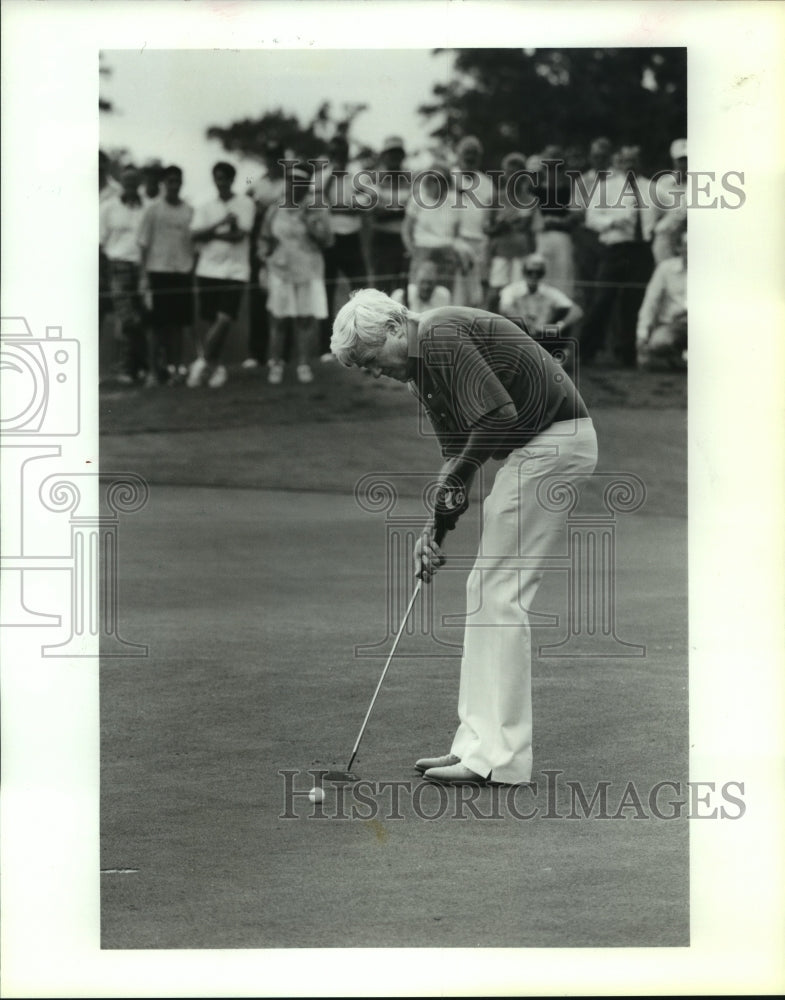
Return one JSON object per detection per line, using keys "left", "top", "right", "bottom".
{"left": 99, "top": 365, "right": 688, "bottom": 949}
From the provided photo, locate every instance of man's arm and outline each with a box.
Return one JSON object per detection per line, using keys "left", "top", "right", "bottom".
{"left": 400, "top": 204, "right": 416, "bottom": 256}
{"left": 542, "top": 297, "right": 583, "bottom": 336}
{"left": 416, "top": 402, "right": 518, "bottom": 583}
{"left": 191, "top": 206, "right": 248, "bottom": 244}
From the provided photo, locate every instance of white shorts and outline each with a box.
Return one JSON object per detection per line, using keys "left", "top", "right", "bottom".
{"left": 488, "top": 256, "right": 525, "bottom": 290}
{"left": 267, "top": 273, "right": 328, "bottom": 319}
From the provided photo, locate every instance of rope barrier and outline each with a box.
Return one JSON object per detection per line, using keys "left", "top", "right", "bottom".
{"left": 99, "top": 272, "right": 654, "bottom": 299}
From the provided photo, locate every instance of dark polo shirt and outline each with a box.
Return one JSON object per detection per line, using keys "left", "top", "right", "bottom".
{"left": 406, "top": 306, "right": 587, "bottom": 459}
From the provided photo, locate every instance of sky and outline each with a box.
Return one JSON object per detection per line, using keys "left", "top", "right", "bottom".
{"left": 99, "top": 48, "right": 455, "bottom": 201}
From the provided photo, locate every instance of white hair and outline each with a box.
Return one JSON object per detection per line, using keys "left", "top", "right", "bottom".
{"left": 330, "top": 289, "right": 408, "bottom": 367}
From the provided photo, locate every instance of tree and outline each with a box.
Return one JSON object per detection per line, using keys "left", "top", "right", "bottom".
{"left": 419, "top": 48, "right": 687, "bottom": 172}
{"left": 206, "top": 101, "right": 370, "bottom": 163}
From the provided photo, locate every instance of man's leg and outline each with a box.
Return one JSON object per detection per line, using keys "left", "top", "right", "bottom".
{"left": 247, "top": 261, "right": 269, "bottom": 364}
{"left": 372, "top": 231, "right": 406, "bottom": 296}
{"left": 202, "top": 281, "right": 243, "bottom": 366}
{"left": 450, "top": 424, "right": 598, "bottom": 784}
{"left": 202, "top": 313, "right": 232, "bottom": 364}
{"left": 579, "top": 246, "right": 624, "bottom": 365}
{"left": 319, "top": 242, "right": 341, "bottom": 356}
{"left": 613, "top": 243, "right": 652, "bottom": 368}
{"left": 295, "top": 316, "right": 317, "bottom": 366}
{"left": 267, "top": 314, "right": 288, "bottom": 363}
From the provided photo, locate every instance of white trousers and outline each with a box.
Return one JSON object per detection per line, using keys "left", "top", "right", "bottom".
{"left": 450, "top": 418, "right": 598, "bottom": 784}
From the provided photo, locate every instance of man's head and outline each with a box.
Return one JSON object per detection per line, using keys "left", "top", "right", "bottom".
{"left": 501, "top": 152, "right": 527, "bottom": 177}
{"left": 143, "top": 162, "right": 163, "bottom": 198}
{"left": 263, "top": 141, "right": 286, "bottom": 178}
{"left": 379, "top": 135, "right": 406, "bottom": 170}
{"left": 120, "top": 164, "right": 140, "bottom": 196}
{"left": 670, "top": 137, "right": 687, "bottom": 178}
{"left": 456, "top": 135, "right": 483, "bottom": 172}
{"left": 283, "top": 162, "right": 314, "bottom": 205}
{"left": 212, "top": 161, "right": 236, "bottom": 198}
{"left": 331, "top": 289, "right": 410, "bottom": 381}
{"left": 415, "top": 261, "right": 438, "bottom": 303}
{"left": 523, "top": 253, "right": 547, "bottom": 291}
{"left": 328, "top": 136, "right": 350, "bottom": 170}
{"left": 589, "top": 137, "right": 613, "bottom": 171}
{"left": 617, "top": 145, "right": 641, "bottom": 174}
{"left": 163, "top": 165, "right": 183, "bottom": 202}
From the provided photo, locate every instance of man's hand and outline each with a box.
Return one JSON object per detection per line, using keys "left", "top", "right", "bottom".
{"left": 414, "top": 521, "right": 446, "bottom": 584}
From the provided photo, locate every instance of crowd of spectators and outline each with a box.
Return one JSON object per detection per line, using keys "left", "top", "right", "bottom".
{"left": 98, "top": 132, "right": 688, "bottom": 388}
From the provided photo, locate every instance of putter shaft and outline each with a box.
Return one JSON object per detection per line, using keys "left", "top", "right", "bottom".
{"left": 345, "top": 579, "right": 423, "bottom": 773}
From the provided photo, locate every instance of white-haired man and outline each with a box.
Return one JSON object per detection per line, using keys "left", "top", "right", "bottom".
{"left": 331, "top": 290, "right": 598, "bottom": 785}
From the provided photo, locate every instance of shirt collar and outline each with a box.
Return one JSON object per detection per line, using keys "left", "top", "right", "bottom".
{"left": 405, "top": 318, "right": 422, "bottom": 382}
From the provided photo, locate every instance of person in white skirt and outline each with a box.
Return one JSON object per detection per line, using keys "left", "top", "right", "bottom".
{"left": 390, "top": 260, "right": 451, "bottom": 312}
{"left": 259, "top": 164, "right": 333, "bottom": 384}
{"left": 331, "top": 291, "right": 597, "bottom": 785}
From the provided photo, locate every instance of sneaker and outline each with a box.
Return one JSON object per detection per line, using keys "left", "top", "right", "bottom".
{"left": 241, "top": 357, "right": 260, "bottom": 370}
{"left": 186, "top": 357, "right": 208, "bottom": 388}
{"left": 267, "top": 360, "right": 284, "bottom": 385}
{"left": 207, "top": 364, "right": 228, "bottom": 388}
{"left": 296, "top": 364, "right": 314, "bottom": 384}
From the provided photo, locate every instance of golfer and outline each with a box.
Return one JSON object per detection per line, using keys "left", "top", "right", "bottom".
{"left": 331, "top": 290, "right": 598, "bottom": 786}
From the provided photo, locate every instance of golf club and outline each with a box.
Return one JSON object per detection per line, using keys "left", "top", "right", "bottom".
{"left": 325, "top": 520, "right": 448, "bottom": 782}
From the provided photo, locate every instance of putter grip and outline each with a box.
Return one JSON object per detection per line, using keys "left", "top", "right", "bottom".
{"left": 434, "top": 517, "right": 448, "bottom": 546}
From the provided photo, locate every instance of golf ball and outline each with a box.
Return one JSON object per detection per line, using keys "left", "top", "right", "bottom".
{"left": 308, "top": 787, "right": 324, "bottom": 803}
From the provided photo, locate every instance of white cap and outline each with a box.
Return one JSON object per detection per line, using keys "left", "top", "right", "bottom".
{"left": 670, "top": 138, "right": 687, "bottom": 159}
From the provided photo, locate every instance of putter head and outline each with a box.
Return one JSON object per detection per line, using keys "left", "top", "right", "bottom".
{"left": 324, "top": 770, "right": 361, "bottom": 783}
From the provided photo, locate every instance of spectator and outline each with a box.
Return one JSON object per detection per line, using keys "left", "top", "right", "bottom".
{"left": 99, "top": 149, "right": 122, "bottom": 204}
{"left": 260, "top": 163, "right": 333, "bottom": 385}
{"left": 141, "top": 160, "right": 164, "bottom": 207}
{"left": 485, "top": 152, "right": 541, "bottom": 312}
{"left": 370, "top": 135, "right": 411, "bottom": 296}
{"left": 572, "top": 137, "right": 614, "bottom": 314}
{"left": 99, "top": 164, "right": 148, "bottom": 385}
{"left": 187, "top": 161, "right": 255, "bottom": 389}
{"left": 452, "top": 135, "right": 494, "bottom": 307}
{"left": 319, "top": 135, "right": 371, "bottom": 357}
{"left": 530, "top": 146, "right": 578, "bottom": 298}
{"left": 636, "top": 227, "right": 687, "bottom": 371}
{"left": 245, "top": 141, "right": 287, "bottom": 370}
{"left": 579, "top": 144, "right": 656, "bottom": 367}
{"left": 391, "top": 260, "right": 451, "bottom": 311}
{"left": 651, "top": 138, "right": 688, "bottom": 264}
{"left": 402, "top": 160, "right": 469, "bottom": 299}
{"left": 99, "top": 150, "right": 121, "bottom": 334}
{"left": 499, "top": 252, "right": 583, "bottom": 362}
{"left": 137, "top": 165, "right": 195, "bottom": 385}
